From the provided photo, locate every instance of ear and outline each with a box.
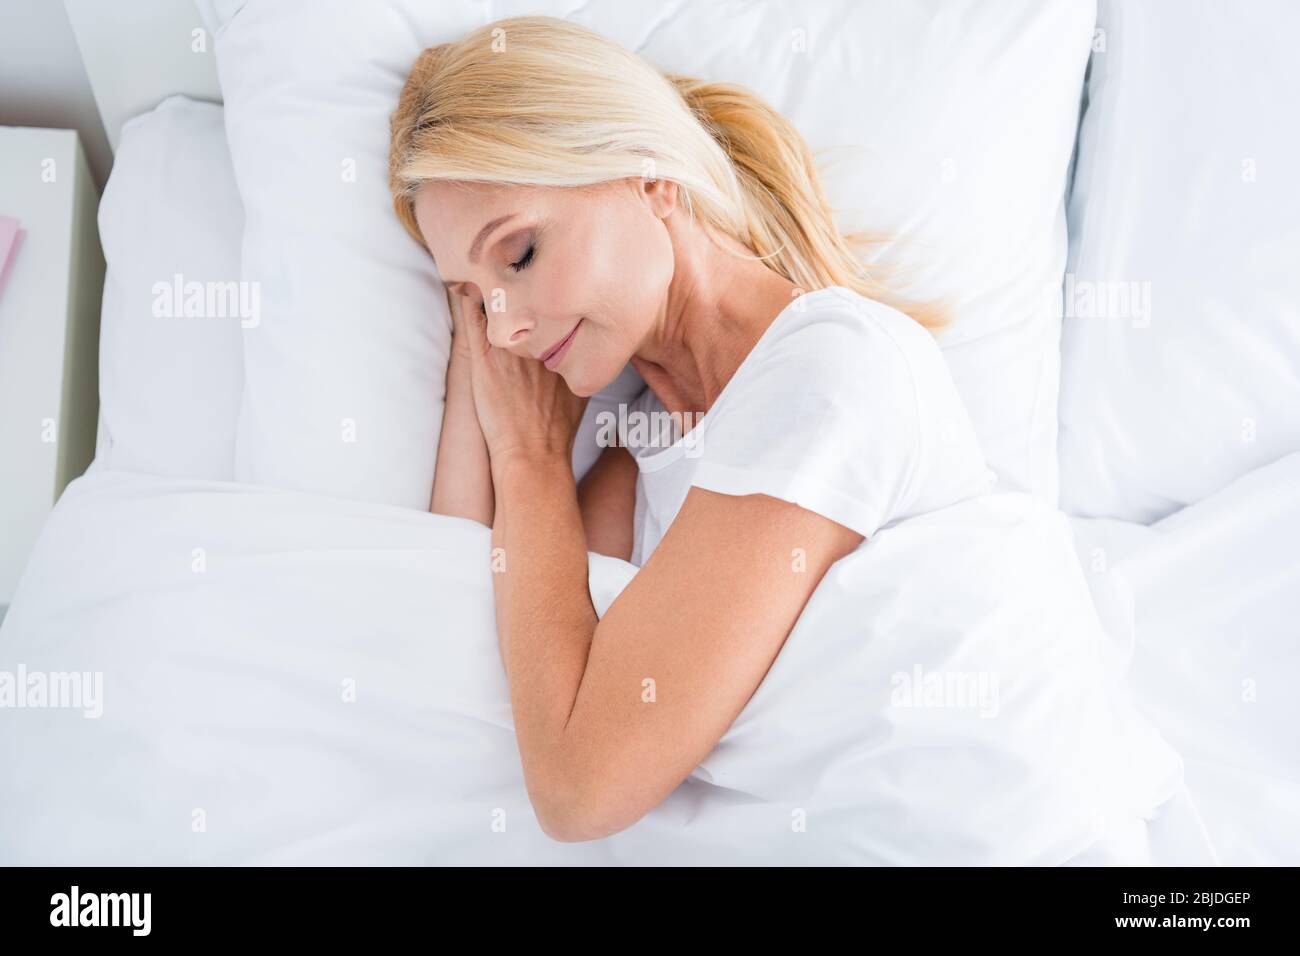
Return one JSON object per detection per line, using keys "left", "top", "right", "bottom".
{"left": 639, "top": 176, "right": 679, "bottom": 220}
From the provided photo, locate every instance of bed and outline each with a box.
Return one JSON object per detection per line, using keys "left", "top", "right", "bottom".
{"left": 1, "top": 0, "right": 1294, "bottom": 865}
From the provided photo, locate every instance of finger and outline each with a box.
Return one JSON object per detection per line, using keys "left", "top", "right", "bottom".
{"left": 459, "top": 294, "right": 491, "bottom": 366}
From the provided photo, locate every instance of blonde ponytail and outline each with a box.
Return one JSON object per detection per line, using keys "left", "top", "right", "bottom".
{"left": 665, "top": 75, "right": 944, "bottom": 331}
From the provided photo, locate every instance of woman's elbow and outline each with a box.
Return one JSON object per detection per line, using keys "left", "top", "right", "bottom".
{"left": 534, "top": 805, "right": 613, "bottom": 843}
{"left": 529, "top": 774, "right": 646, "bottom": 844}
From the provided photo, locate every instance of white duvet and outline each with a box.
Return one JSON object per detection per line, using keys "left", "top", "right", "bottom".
{"left": 0, "top": 467, "right": 1213, "bottom": 864}
{"left": 1070, "top": 452, "right": 1300, "bottom": 866}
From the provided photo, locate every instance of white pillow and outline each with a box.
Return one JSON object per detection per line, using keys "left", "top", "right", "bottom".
{"left": 200, "top": 0, "right": 485, "bottom": 506}
{"left": 1058, "top": 0, "right": 1300, "bottom": 523}
{"left": 95, "top": 95, "right": 245, "bottom": 480}
{"left": 202, "top": 0, "right": 1094, "bottom": 507}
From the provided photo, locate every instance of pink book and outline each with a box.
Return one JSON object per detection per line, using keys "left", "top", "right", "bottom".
{"left": 0, "top": 215, "right": 24, "bottom": 304}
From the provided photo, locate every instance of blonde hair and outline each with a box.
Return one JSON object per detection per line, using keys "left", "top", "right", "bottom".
{"left": 389, "top": 16, "right": 944, "bottom": 331}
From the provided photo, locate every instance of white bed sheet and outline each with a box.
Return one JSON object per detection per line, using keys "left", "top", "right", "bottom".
{"left": 0, "top": 470, "right": 1200, "bottom": 865}
{"left": 1068, "top": 452, "right": 1300, "bottom": 866}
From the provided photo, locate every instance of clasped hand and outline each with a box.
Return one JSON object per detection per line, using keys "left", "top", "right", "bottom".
{"left": 452, "top": 292, "right": 588, "bottom": 469}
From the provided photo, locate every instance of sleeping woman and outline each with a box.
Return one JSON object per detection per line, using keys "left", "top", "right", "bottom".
{"left": 388, "top": 16, "right": 995, "bottom": 842}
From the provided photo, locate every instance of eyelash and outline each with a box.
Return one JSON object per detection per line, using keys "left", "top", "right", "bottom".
{"left": 510, "top": 243, "right": 536, "bottom": 273}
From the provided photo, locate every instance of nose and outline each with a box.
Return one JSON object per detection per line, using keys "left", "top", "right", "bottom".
{"left": 482, "top": 294, "right": 533, "bottom": 351}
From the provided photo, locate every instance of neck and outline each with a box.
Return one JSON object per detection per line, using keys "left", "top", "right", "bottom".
{"left": 632, "top": 224, "right": 797, "bottom": 417}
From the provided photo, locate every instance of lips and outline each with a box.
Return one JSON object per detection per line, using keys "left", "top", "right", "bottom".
{"left": 540, "top": 319, "right": 582, "bottom": 371}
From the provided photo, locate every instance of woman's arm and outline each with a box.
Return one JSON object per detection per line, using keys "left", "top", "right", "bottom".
{"left": 491, "top": 446, "right": 861, "bottom": 842}
{"left": 576, "top": 445, "right": 638, "bottom": 560}
{"left": 430, "top": 292, "right": 494, "bottom": 525}
{"left": 456, "top": 299, "right": 859, "bottom": 842}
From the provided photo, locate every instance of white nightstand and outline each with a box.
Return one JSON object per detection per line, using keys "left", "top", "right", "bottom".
{"left": 0, "top": 127, "right": 105, "bottom": 608}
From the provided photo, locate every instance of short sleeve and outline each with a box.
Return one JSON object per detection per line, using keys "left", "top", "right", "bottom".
{"left": 688, "top": 297, "right": 954, "bottom": 539}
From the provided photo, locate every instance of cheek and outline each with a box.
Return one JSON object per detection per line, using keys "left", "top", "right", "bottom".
{"left": 570, "top": 211, "right": 672, "bottom": 336}
{"left": 577, "top": 197, "right": 665, "bottom": 291}
{"left": 545, "top": 202, "right": 673, "bottom": 395}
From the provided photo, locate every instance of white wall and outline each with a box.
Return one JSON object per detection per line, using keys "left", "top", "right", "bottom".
{"left": 0, "top": 0, "right": 112, "bottom": 192}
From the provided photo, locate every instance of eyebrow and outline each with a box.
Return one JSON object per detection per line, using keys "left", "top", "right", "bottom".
{"left": 439, "top": 214, "right": 521, "bottom": 290}
{"left": 469, "top": 214, "right": 517, "bottom": 264}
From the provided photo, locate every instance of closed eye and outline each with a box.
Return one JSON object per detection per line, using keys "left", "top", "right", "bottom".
{"left": 465, "top": 240, "right": 535, "bottom": 315}
{"left": 510, "top": 244, "right": 535, "bottom": 273}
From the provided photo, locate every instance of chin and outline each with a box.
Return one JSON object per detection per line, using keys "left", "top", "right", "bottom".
{"left": 562, "top": 373, "right": 599, "bottom": 399}
{"left": 562, "top": 357, "right": 620, "bottom": 399}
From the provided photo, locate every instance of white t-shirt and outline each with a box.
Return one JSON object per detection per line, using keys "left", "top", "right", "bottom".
{"left": 623, "top": 286, "right": 997, "bottom": 566}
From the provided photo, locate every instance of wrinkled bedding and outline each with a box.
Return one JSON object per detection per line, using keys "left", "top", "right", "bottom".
{"left": 1070, "top": 452, "right": 1300, "bottom": 866}
{"left": 0, "top": 468, "right": 1222, "bottom": 864}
